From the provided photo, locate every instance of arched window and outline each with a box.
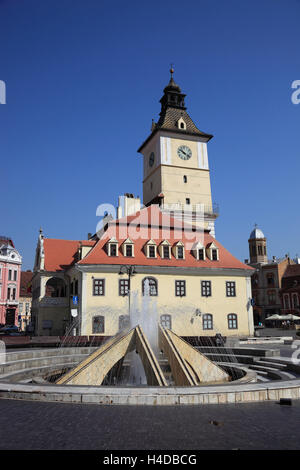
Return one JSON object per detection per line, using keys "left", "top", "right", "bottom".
{"left": 228, "top": 313, "right": 238, "bottom": 329}
{"left": 92, "top": 315, "right": 105, "bottom": 334}
{"left": 142, "top": 277, "right": 158, "bottom": 296}
{"left": 160, "top": 314, "right": 172, "bottom": 329}
{"left": 203, "top": 314, "right": 213, "bottom": 330}
{"left": 45, "top": 277, "right": 67, "bottom": 298}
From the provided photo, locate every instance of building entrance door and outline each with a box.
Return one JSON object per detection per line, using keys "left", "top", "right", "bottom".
{"left": 5, "top": 308, "right": 16, "bottom": 325}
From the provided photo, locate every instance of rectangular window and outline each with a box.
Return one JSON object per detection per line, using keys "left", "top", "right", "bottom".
{"left": 8, "top": 269, "right": 12, "bottom": 281}
{"left": 163, "top": 246, "right": 170, "bottom": 259}
{"left": 19, "top": 302, "right": 23, "bottom": 314}
{"left": 175, "top": 280, "right": 186, "bottom": 297}
{"left": 148, "top": 245, "right": 156, "bottom": 258}
{"left": 201, "top": 280, "right": 211, "bottom": 297}
{"left": 212, "top": 249, "right": 218, "bottom": 261}
{"left": 110, "top": 244, "right": 117, "bottom": 257}
{"left": 92, "top": 316, "right": 105, "bottom": 334}
{"left": 25, "top": 302, "right": 30, "bottom": 313}
{"left": 198, "top": 249, "right": 204, "bottom": 260}
{"left": 268, "top": 292, "right": 276, "bottom": 305}
{"left": 93, "top": 279, "right": 105, "bottom": 296}
{"left": 14, "top": 270, "right": 17, "bottom": 281}
{"left": 283, "top": 294, "right": 290, "bottom": 310}
{"left": 226, "top": 281, "right": 236, "bottom": 297}
{"left": 12, "top": 288, "right": 16, "bottom": 300}
{"left": 177, "top": 246, "right": 184, "bottom": 259}
{"left": 7, "top": 288, "right": 11, "bottom": 300}
{"left": 293, "top": 294, "right": 299, "bottom": 309}
{"left": 228, "top": 314, "right": 238, "bottom": 329}
{"left": 186, "top": 198, "right": 190, "bottom": 205}
{"left": 119, "top": 279, "right": 130, "bottom": 296}
{"left": 125, "top": 244, "right": 133, "bottom": 257}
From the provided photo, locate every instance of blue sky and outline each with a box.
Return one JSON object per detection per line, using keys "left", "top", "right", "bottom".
{"left": 0, "top": 0, "right": 299, "bottom": 270}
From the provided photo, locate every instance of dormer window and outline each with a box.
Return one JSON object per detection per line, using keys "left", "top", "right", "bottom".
{"left": 159, "top": 240, "right": 171, "bottom": 259}
{"left": 177, "top": 117, "right": 186, "bottom": 130}
{"left": 122, "top": 239, "right": 134, "bottom": 257}
{"left": 126, "top": 244, "right": 133, "bottom": 257}
{"left": 206, "top": 242, "right": 219, "bottom": 261}
{"left": 173, "top": 241, "right": 185, "bottom": 260}
{"left": 144, "top": 240, "right": 157, "bottom": 258}
{"left": 107, "top": 238, "right": 119, "bottom": 257}
{"left": 192, "top": 242, "right": 206, "bottom": 261}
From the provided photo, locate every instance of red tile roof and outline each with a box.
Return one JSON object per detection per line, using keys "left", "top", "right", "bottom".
{"left": 283, "top": 265, "right": 300, "bottom": 278}
{"left": 43, "top": 239, "right": 95, "bottom": 272}
{"left": 77, "top": 206, "right": 253, "bottom": 272}
{"left": 20, "top": 271, "right": 33, "bottom": 297}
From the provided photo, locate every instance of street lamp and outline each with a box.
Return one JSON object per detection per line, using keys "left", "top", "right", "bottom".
{"left": 119, "top": 265, "right": 136, "bottom": 317}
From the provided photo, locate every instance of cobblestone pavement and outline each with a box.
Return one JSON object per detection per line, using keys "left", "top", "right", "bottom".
{"left": 0, "top": 398, "right": 300, "bottom": 450}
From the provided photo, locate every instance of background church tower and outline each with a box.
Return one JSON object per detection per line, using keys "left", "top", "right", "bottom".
{"left": 248, "top": 225, "right": 268, "bottom": 265}
{"left": 137, "top": 68, "right": 218, "bottom": 236}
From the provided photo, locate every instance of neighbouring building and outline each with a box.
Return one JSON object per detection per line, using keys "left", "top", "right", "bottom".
{"left": 280, "top": 264, "right": 300, "bottom": 315}
{"left": 32, "top": 70, "right": 255, "bottom": 339}
{"left": 0, "top": 237, "right": 22, "bottom": 326}
{"left": 247, "top": 226, "right": 295, "bottom": 325}
{"left": 18, "top": 270, "right": 33, "bottom": 331}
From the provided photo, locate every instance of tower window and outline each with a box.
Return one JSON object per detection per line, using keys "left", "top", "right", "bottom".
{"left": 183, "top": 175, "right": 187, "bottom": 183}
{"left": 186, "top": 198, "right": 190, "bottom": 205}
{"left": 212, "top": 249, "right": 218, "bottom": 261}
{"left": 198, "top": 249, "right": 205, "bottom": 260}
{"left": 180, "top": 122, "right": 185, "bottom": 129}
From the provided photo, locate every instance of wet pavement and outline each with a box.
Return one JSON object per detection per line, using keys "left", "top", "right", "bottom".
{"left": 0, "top": 398, "right": 300, "bottom": 450}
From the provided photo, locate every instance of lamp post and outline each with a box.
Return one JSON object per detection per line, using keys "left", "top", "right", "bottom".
{"left": 119, "top": 265, "right": 136, "bottom": 318}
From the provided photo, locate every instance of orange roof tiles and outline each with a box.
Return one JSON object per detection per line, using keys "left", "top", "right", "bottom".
{"left": 77, "top": 206, "right": 253, "bottom": 272}
{"left": 43, "top": 239, "right": 95, "bottom": 272}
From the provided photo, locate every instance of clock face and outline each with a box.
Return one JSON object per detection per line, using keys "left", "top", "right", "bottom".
{"left": 149, "top": 152, "right": 155, "bottom": 167}
{"left": 177, "top": 145, "right": 192, "bottom": 160}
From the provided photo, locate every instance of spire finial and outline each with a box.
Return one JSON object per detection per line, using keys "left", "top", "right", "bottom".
{"left": 170, "top": 63, "right": 174, "bottom": 78}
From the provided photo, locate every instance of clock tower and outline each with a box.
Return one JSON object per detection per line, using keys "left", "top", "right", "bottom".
{"left": 138, "top": 69, "right": 218, "bottom": 236}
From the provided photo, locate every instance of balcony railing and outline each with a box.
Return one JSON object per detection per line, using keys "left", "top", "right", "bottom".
{"left": 161, "top": 202, "right": 219, "bottom": 218}
{"left": 39, "top": 297, "right": 69, "bottom": 307}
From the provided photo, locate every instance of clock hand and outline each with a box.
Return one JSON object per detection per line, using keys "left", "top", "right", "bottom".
{"left": 181, "top": 150, "right": 187, "bottom": 156}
